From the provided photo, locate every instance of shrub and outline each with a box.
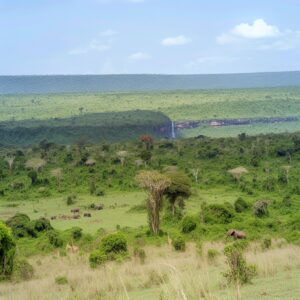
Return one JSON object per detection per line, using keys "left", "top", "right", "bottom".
{"left": 133, "top": 247, "right": 146, "bottom": 264}
{"left": 207, "top": 249, "right": 219, "bottom": 261}
{"left": 66, "top": 194, "right": 77, "bottom": 206}
{"left": 181, "top": 216, "right": 197, "bottom": 233}
{"left": 202, "top": 204, "right": 234, "bottom": 224}
{"left": 0, "top": 222, "right": 16, "bottom": 279}
{"left": 100, "top": 233, "right": 127, "bottom": 255}
{"left": 71, "top": 227, "right": 82, "bottom": 240}
{"left": 27, "top": 170, "right": 38, "bottom": 185}
{"left": 262, "top": 238, "right": 272, "bottom": 250}
{"left": 33, "top": 218, "right": 52, "bottom": 232}
{"left": 89, "top": 250, "right": 107, "bottom": 268}
{"left": 6, "top": 214, "right": 36, "bottom": 238}
{"left": 253, "top": 200, "right": 269, "bottom": 217}
{"left": 55, "top": 276, "right": 68, "bottom": 285}
{"left": 47, "top": 231, "right": 63, "bottom": 248}
{"left": 223, "top": 242, "right": 256, "bottom": 285}
{"left": 282, "top": 195, "right": 292, "bottom": 207}
{"left": 172, "top": 235, "right": 186, "bottom": 252}
{"left": 234, "top": 197, "right": 249, "bottom": 213}
{"left": 12, "top": 258, "right": 34, "bottom": 282}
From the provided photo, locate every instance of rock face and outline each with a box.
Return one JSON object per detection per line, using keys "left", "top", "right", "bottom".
{"left": 175, "top": 116, "right": 300, "bottom": 130}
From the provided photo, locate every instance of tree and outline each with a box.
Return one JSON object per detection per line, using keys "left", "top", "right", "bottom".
{"left": 228, "top": 167, "right": 248, "bottom": 183}
{"left": 51, "top": 168, "right": 63, "bottom": 188}
{"left": 164, "top": 171, "right": 192, "bottom": 215}
{"left": 25, "top": 158, "right": 46, "bottom": 172}
{"left": 5, "top": 156, "right": 15, "bottom": 173}
{"left": 140, "top": 135, "right": 153, "bottom": 150}
{"left": 140, "top": 150, "right": 152, "bottom": 165}
{"left": 0, "top": 222, "right": 16, "bottom": 279}
{"left": 28, "top": 170, "right": 38, "bottom": 185}
{"left": 116, "top": 151, "right": 128, "bottom": 166}
{"left": 136, "top": 171, "right": 171, "bottom": 235}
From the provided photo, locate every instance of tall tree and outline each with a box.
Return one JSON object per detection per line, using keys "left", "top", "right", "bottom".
{"left": 136, "top": 171, "right": 170, "bottom": 235}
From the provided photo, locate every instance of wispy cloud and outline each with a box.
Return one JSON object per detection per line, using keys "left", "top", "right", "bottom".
{"left": 68, "top": 39, "right": 110, "bottom": 55}
{"left": 129, "top": 52, "right": 151, "bottom": 60}
{"left": 161, "top": 35, "right": 191, "bottom": 46}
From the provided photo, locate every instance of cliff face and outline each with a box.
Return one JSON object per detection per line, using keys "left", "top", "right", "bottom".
{"left": 0, "top": 110, "right": 172, "bottom": 146}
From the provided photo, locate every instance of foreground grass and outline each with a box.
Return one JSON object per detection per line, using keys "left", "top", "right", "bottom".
{"left": 0, "top": 242, "right": 299, "bottom": 300}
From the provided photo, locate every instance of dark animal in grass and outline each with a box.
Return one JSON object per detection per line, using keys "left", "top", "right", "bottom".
{"left": 84, "top": 212, "right": 92, "bottom": 217}
{"left": 95, "top": 204, "right": 104, "bottom": 210}
{"left": 227, "top": 229, "right": 246, "bottom": 239}
{"left": 73, "top": 214, "right": 80, "bottom": 219}
{"left": 51, "top": 216, "right": 57, "bottom": 220}
{"left": 71, "top": 208, "right": 80, "bottom": 214}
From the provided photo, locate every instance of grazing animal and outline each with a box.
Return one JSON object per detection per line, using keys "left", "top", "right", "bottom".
{"left": 51, "top": 216, "right": 57, "bottom": 220}
{"left": 71, "top": 208, "right": 80, "bottom": 213}
{"left": 95, "top": 204, "right": 104, "bottom": 210}
{"left": 227, "top": 229, "right": 246, "bottom": 240}
{"left": 84, "top": 212, "right": 92, "bottom": 217}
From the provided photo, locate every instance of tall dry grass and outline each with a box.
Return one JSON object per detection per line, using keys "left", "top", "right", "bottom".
{"left": 0, "top": 241, "right": 299, "bottom": 300}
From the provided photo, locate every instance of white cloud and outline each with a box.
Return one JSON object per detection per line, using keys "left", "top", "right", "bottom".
{"left": 100, "top": 29, "right": 117, "bottom": 37}
{"left": 217, "top": 19, "right": 280, "bottom": 45}
{"left": 68, "top": 39, "right": 110, "bottom": 55}
{"left": 129, "top": 52, "right": 151, "bottom": 60}
{"left": 162, "top": 35, "right": 191, "bottom": 46}
{"left": 232, "top": 19, "right": 280, "bottom": 39}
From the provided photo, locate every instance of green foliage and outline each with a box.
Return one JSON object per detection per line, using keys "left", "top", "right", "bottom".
{"left": 172, "top": 235, "right": 186, "bottom": 252}
{"left": 202, "top": 203, "right": 234, "bottom": 224}
{"left": 207, "top": 249, "right": 219, "bottom": 261}
{"left": 47, "top": 231, "right": 63, "bottom": 248}
{"left": 100, "top": 233, "right": 128, "bottom": 255}
{"left": 66, "top": 194, "right": 77, "bottom": 206}
{"left": 223, "top": 242, "right": 257, "bottom": 285}
{"left": 11, "top": 258, "right": 34, "bottom": 282}
{"left": 0, "top": 222, "right": 16, "bottom": 279}
{"left": 33, "top": 218, "right": 52, "bottom": 232}
{"left": 27, "top": 170, "right": 38, "bottom": 185}
{"left": 6, "top": 214, "right": 36, "bottom": 238}
{"left": 181, "top": 216, "right": 197, "bottom": 233}
{"left": 262, "top": 238, "right": 272, "bottom": 250}
{"left": 253, "top": 200, "right": 269, "bottom": 217}
{"left": 89, "top": 250, "right": 107, "bottom": 268}
{"left": 71, "top": 227, "right": 82, "bottom": 240}
{"left": 55, "top": 276, "right": 68, "bottom": 285}
{"left": 234, "top": 197, "right": 249, "bottom": 213}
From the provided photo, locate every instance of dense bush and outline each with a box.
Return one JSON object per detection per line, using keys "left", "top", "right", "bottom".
{"left": 253, "top": 200, "right": 269, "bottom": 217}
{"left": 234, "top": 197, "right": 249, "bottom": 213}
{"left": 6, "top": 214, "right": 36, "bottom": 238}
{"left": 71, "top": 227, "right": 82, "bottom": 240}
{"left": 0, "top": 222, "right": 16, "bottom": 279}
{"left": 47, "top": 231, "right": 63, "bottom": 248}
{"left": 181, "top": 216, "right": 197, "bottom": 233}
{"left": 172, "top": 235, "right": 186, "bottom": 251}
{"left": 202, "top": 204, "right": 234, "bottom": 224}
{"left": 89, "top": 250, "right": 107, "bottom": 268}
{"left": 33, "top": 218, "right": 52, "bottom": 232}
{"left": 100, "top": 233, "right": 127, "bottom": 255}
{"left": 66, "top": 194, "right": 77, "bottom": 205}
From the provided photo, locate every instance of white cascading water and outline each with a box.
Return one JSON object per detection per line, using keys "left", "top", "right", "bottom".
{"left": 171, "top": 121, "right": 176, "bottom": 139}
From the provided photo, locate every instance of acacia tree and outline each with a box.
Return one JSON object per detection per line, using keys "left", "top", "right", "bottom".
{"left": 164, "top": 171, "right": 192, "bottom": 215}
{"left": 140, "top": 135, "right": 154, "bottom": 150}
{"left": 136, "top": 171, "right": 170, "bottom": 235}
{"left": 0, "top": 222, "right": 16, "bottom": 279}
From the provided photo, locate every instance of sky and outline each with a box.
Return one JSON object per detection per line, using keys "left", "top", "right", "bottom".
{"left": 1, "top": 0, "right": 300, "bottom": 75}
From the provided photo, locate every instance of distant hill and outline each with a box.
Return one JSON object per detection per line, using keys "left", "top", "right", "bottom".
{"left": 1, "top": 72, "right": 300, "bottom": 94}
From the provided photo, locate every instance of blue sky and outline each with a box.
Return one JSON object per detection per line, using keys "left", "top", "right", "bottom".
{"left": 1, "top": 0, "right": 300, "bottom": 75}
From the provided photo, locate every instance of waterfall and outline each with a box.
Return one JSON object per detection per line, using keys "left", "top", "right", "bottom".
{"left": 171, "top": 121, "right": 176, "bottom": 139}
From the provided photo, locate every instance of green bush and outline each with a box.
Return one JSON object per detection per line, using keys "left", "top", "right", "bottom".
{"left": 55, "top": 276, "right": 68, "bottom": 285}
{"left": 47, "top": 231, "right": 63, "bottom": 248}
{"left": 223, "top": 242, "right": 256, "bottom": 285}
{"left": 262, "top": 238, "right": 272, "bottom": 250}
{"left": 282, "top": 195, "right": 292, "bottom": 207}
{"left": 100, "top": 233, "right": 127, "bottom": 255}
{"left": 6, "top": 214, "right": 36, "bottom": 238}
{"left": 202, "top": 204, "right": 234, "bottom": 224}
{"left": 33, "top": 218, "right": 52, "bottom": 232}
{"left": 89, "top": 250, "right": 107, "bottom": 268}
{"left": 66, "top": 194, "right": 77, "bottom": 206}
{"left": 253, "top": 200, "right": 269, "bottom": 217}
{"left": 234, "top": 197, "right": 249, "bottom": 213}
{"left": 172, "top": 235, "right": 186, "bottom": 252}
{"left": 12, "top": 258, "right": 34, "bottom": 282}
{"left": 71, "top": 227, "right": 82, "bottom": 240}
{"left": 181, "top": 216, "right": 197, "bottom": 233}
{"left": 0, "top": 222, "right": 16, "bottom": 279}
{"left": 207, "top": 249, "right": 219, "bottom": 261}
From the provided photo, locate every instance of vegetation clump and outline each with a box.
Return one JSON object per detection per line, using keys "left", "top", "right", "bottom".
{"left": 181, "top": 215, "right": 197, "bottom": 233}
{"left": 253, "top": 200, "right": 269, "bottom": 217}
{"left": 234, "top": 197, "right": 249, "bottom": 213}
{"left": 172, "top": 235, "right": 186, "bottom": 252}
{"left": 6, "top": 214, "right": 36, "bottom": 238}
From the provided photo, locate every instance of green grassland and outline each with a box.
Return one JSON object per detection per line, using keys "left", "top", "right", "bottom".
{"left": 1, "top": 87, "right": 300, "bottom": 122}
